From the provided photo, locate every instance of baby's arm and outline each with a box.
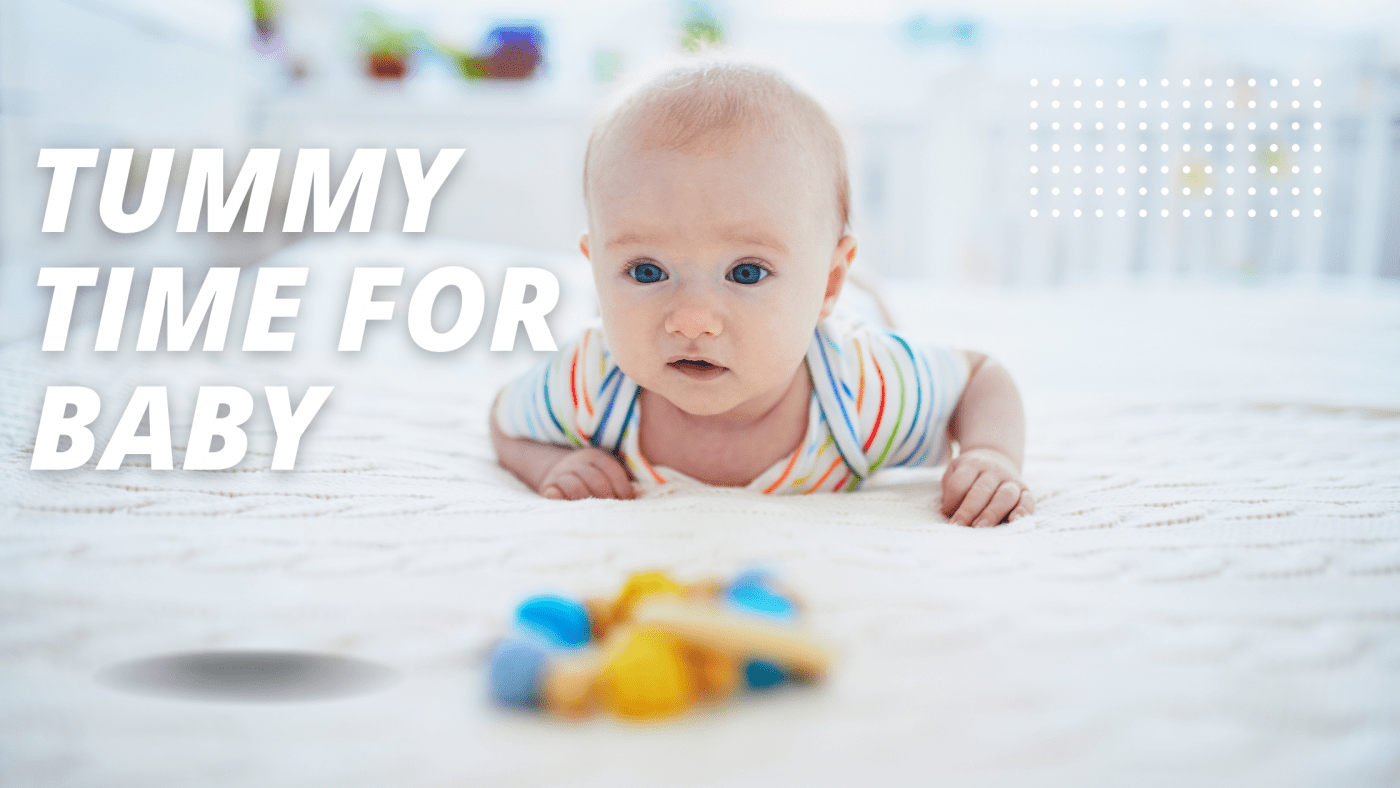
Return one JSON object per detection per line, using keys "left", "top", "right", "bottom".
{"left": 490, "top": 394, "right": 636, "bottom": 500}
{"left": 940, "top": 353, "right": 1033, "bottom": 527}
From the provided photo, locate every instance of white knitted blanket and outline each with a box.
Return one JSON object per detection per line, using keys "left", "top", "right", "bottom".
{"left": 2, "top": 239, "right": 1398, "bottom": 788}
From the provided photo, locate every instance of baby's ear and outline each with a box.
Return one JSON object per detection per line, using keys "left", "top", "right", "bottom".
{"left": 578, "top": 233, "right": 591, "bottom": 260}
{"left": 819, "top": 235, "right": 857, "bottom": 320}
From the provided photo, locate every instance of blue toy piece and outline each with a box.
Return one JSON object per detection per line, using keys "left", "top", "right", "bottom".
{"left": 743, "top": 659, "right": 788, "bottom": 690}
{"left": 488, "top": 639, "right": 548, "bottom": 708}
{"left": 516, "top": 595, "right": 591, "bottom": 648}
{"left": 726, "top": 572, "right": 796, "bottom": 621}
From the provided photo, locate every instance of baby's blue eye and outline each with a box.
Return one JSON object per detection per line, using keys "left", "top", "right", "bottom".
{"left": 727, "top": 262, "right": 768, "bottom": 285}
{"left": 628, "top": 262, "right": 667, "bottom": 284}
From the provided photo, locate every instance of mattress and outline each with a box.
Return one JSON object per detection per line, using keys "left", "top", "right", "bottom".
{"left": 2, "top": 238, "right": 1398, "bottom": 787}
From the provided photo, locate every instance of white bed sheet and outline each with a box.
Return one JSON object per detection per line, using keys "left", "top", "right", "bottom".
{"left": 2, "top": 238, "right": 1398, "bottom": 788}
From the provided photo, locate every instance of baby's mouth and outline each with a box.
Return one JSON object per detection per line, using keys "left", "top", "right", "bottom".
{"left": 668, "top": 358, "right": 728, "bottom": 381}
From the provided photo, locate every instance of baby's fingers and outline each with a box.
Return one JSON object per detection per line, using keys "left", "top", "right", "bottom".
{"left": 939, "top": 462, "right": 981, "bottom": 517}
{"left": 1007, "top": 490, "right": 1035, "bottom": 522}
{"left": 973, "top": 481, "right": 1023, "bottom": 528}
{"left": 949, "top": 472, "right": 1001, "bottom": 527}
{"left": 574, "top": 463, "right": 627, "bottom": 500}
{"left": 545, "top": 473, "right": 590, "bottom": 500}
{"left": 591, "top": 455, "right": 636, "bottom": 500}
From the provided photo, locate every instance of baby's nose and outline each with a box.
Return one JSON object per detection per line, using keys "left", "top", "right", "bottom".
{"left": 664, "top": 303, "right": 723, "bottom": 340}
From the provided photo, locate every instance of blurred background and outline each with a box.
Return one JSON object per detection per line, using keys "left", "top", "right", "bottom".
{"left": 1, "top": 0, "right": 1398, "bottom": 347}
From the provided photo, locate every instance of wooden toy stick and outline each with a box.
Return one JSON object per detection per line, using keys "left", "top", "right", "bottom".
{"left": 632, "top": 598, "right": 832, "bottom": 679}
{"left": 542, "top": 650, "right": 604, "bottom": 718}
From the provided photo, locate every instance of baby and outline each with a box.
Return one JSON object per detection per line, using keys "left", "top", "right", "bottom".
{"left": 491, "top": 57, "right": 1032, "bottom": 527}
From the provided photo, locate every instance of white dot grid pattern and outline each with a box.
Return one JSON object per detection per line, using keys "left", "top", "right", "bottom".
{"left": 1027, "top": 77, "right": 1326, "bottom": 218}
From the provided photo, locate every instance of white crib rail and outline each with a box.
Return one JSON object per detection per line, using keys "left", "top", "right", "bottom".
{"left": 844, "top": 27, "right": 1400, "bottom": 288}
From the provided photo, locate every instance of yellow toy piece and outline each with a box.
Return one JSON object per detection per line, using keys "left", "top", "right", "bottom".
{"left": 610, "top": 571, "right": 685, "bottom": 622}
{"left": 598, "top": 630, "right": 697, "bottom": 721}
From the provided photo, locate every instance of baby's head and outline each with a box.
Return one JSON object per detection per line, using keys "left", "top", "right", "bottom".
{"left": 580, "top": 56, "right": 856, "bottom": 418}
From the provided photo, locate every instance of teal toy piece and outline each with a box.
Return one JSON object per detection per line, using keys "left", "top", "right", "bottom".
{"left": 743, "top": 659, "right": 788, "bottom": 690}
{"left": 516, "top": 595, "right": 591, "bottom": 648}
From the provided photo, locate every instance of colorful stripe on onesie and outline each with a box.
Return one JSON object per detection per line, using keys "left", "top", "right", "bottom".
{"left": 492, "top": 317, "right": 970, "bottom": 494}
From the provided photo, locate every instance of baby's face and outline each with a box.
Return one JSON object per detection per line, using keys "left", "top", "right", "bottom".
{"left": 583, "top": 126, "right": 853, "bottom": 418}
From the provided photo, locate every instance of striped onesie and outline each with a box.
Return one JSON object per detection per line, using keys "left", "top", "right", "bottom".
{"left": 492, "top": 317, "right": 970, "bottom": 494}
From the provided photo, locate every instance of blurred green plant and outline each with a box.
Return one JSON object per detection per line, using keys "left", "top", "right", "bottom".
{"left": 436, "top": 43, "right": 489, "bottom": 80}
{"left": 249, "top": 0, "right": 276, "bottom": 24}
{"left": 249, "top": 0, "right": 278, "bottom": 43}
{"left": 356, "top": 10, "right": 412, "bottom": 57}
{"left": 355, "top": 9, "right": 417, "bottom": 79}
{"left": 680, "top": 2, "right": 723, "bottom": 51}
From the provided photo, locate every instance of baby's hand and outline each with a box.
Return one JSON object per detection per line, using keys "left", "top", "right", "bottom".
{"left": 540, "top": 447, "right": 638, "bottom": 501}
{"left": 939, "top": 447, "right": 1033, "bottom": 527}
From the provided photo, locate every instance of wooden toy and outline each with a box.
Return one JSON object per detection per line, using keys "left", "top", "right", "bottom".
{"left": 630, "top": 597, "right": 830, "bottom": 680}
{"left": 487, "top": 570, "right": 829, "bottom": 721}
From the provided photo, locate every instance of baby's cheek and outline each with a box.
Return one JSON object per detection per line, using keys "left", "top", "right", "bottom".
{"left": 606, "top": 342, "right": 649, "bottom": 386}
{"left": 598, "top": 304, "right": 647, "bottom": 352}
{"left": 743, "top": 330, "right": 810, "bottom": 389}
{"left": 757, "top": 295, "right": 820, "bottom": 350}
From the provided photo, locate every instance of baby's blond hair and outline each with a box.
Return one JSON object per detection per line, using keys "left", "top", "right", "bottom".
{"left": 583, "top": 55, "right": 850, "bottom": 236}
